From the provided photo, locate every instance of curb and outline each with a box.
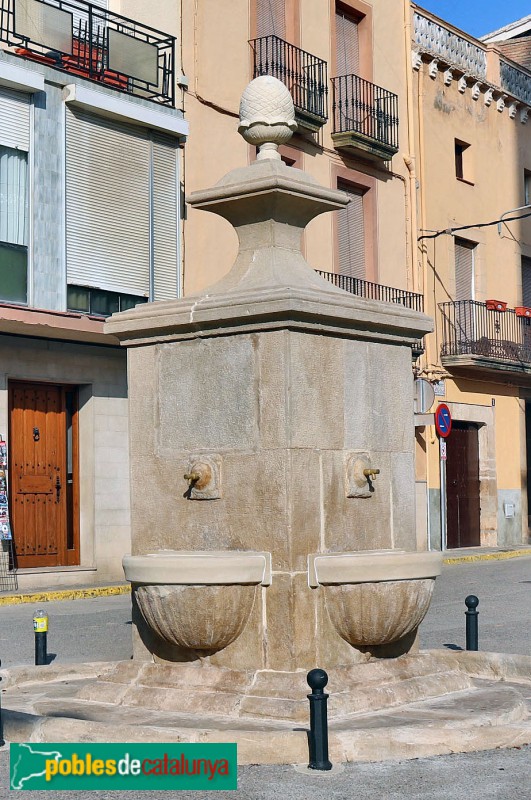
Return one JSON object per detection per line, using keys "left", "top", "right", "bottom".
{"left": 0, "top": 584, "right": 131, "bottom": 606}
{"left": 443, "top": 548, "right": 531, "bottom": 565}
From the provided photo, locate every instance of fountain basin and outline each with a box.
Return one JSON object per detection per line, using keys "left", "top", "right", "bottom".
{"left": 123, "top": 550, "right": 272, "bottom": 585}
{"left": 308, "top": 550, "right": 443, "bottom": 649}
{"left": 123, "top": 550, "right": 271, "bottom": 653}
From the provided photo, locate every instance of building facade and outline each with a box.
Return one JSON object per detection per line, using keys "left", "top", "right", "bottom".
{"left": 411, "top": 6, "right": 531, "bottom": 549}
{"left": 0, "top": 0, "right": 187, "bottom": 589}
{"left": 2, "top": 0, "right": 529, "bottom": 593}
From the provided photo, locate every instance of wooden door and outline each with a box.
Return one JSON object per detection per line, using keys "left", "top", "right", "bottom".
{"left": 9, "top": 383, "right": 77, "bottom": 568}
{"left": 445, "top": 422, "right": 481, "bottom": 548}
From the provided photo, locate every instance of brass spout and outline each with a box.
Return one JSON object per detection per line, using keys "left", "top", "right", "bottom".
{"left": 363, "top": 468, "right": 380, "bottom": 478}
{"left": 184, "top": 472, "right": 201, "bottom": 482}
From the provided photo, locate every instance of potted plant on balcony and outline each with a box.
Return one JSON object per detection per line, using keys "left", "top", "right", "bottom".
{"left": 485, "top": 299, "right": 507, "bottom": 311}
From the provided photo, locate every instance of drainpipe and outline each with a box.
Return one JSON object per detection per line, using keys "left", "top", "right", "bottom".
{"left": 403, "top": 0, "right": 419, "bottom": 296}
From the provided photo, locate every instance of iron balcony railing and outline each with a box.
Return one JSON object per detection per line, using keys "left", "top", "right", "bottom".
{"left": 250, "top": 35, "right": 328, "bottom": 128}
{"left": 317, "top": 271, "right": 423, "bottom": 311}
{"left": 439, "top": 300, "right": 531, "bottom": 364}
{"left": 331, "top": 75, "right": 399, "bottom": 153}
{"left": 0, "top": 0, "right": 175, "bottom": 105}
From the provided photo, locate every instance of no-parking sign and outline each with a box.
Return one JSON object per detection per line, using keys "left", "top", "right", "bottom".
{"left": 435, "top": 403, "right": 452, "bottom": 438}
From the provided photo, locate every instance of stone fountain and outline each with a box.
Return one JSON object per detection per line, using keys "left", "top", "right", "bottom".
{"left": 2, "top": 77, "right": 531, "bottom": 763}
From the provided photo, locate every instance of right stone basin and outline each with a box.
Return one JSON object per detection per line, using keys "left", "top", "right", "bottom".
{"left": 308, "top": 550, "right": 443, "bottom": 649}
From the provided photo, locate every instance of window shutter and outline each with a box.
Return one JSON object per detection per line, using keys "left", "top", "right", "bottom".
{"left": 335, "top": 9, "right": 360, "bottom": 76}
{"left": 454, "top": 239, "right": 474, "bottom": 300}
{"left": 337, "top": 184, "right": 365, "bottom": 279}
{"left": 66, "top": 107, "right": 150, "bottom": 296}
{"left": 256, "top": 0, "right": 286, "bottom": 38}
{"left": 0, "top": 87, "right": 30, "bottom": 151}
{"left": 522, "top": 257, "right": 531, "bottom": 307}
{"left": 153, "top": 134, "right": 179, "bottom": 301}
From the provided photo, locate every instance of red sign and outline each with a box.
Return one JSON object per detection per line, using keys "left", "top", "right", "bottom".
{"left": 435, "top": 404, "right": 452, "bottom": 438}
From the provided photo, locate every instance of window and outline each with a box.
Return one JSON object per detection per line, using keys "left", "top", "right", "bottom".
{"left": 67, "top": 285, "right": 148, "bottom": 317}
{"left": 0, "top": 147, "right": 28, "bottom": 304}
{"left": 525, "top": 171, "right": 531, "bottom": 206}
{"left": 335, "top": 7, "right": 360, "bottom": 77}
{"left": 454, "top": 238, "right": 475, "bottom": 300}
{"left": 0, "top": 86, "right": 30, "bottom": 305}
{"left": 66, "top": 109, "right": 179, "bottom": 304}
{"left": 454, "top": 238, "right": 476, "bottom": 344}
{"left": 455, "top": 139, "right": 471, "bottom": 182}
{"left": 255, "top": 0, "right": 286, "bottom": 38}
{"left": 522, "top": 257, "right": 531, "bottom": 307}
{"left": 337, "top": 180, "right": 366, "bottom": 279}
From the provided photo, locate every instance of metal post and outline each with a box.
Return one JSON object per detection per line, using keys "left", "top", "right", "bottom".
{"left": 33, "top": 608, "right": 48, "bottom": 666}
{"left": 465, "top": 595, "right": 479, "bottom": 651}
{"left": 306, "top": 668, "right": 332, "bottom": 771}
{"left": 440, "top": 437, "right": 447, "bottom": 550}
{"left": 0, "top": 658, "right": 4, "bottom": 747}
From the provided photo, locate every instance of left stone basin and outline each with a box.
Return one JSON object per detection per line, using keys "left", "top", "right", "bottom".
{"left": 123, "top": 550, "right": 271, "bottom": 653}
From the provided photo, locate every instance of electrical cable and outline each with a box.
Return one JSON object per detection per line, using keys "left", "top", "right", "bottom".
{"left": 418, "top": 211, "right": 531, "bottom": 241}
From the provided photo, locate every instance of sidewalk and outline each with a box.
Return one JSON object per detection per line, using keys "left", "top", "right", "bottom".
{"left": 0, "top": 545, "right": 530, "bottom": 606}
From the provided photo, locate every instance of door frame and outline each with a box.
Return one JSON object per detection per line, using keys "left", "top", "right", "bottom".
{"left": 8, "top": 380, "right": 80, "bottom": 568}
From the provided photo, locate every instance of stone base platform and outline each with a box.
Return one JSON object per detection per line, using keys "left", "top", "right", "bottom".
{"left": 2, "top": 651, "right": 531, "bottom": 764}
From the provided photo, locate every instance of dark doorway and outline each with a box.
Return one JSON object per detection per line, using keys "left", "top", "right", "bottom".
{"left": 446, "top": 422, "right": 481, "bottom": 548}
{"left": 525, "top": 402, "right": 531, "bottom": 532}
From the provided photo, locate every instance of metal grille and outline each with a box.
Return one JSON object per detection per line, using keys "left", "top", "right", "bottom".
{"left": 440, "top": 300, "right": 531, "bottom": 364}
{"left": 0, "top": 0, "right": 175, "bottom": 106}
{"left": 332, "top": 74, "right": 399, "bottom": 152}
{"left": 250, "top": 35, "right": 328, "bottom": 126}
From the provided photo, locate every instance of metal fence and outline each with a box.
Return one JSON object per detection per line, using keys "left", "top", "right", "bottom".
{"left": 331, "top": 74, "right": 399, "bottom": 152}
{"left": 0, "top": 0, "right": 175, "bottom": 105}
{"left": 251, "top": 35, "right": 328, "bottom": 126}
{"left": 439, "top": 300, "right": 531, "bottom": 363}
{"left": 317, "top": 270, "right": 423, "bottom": 311}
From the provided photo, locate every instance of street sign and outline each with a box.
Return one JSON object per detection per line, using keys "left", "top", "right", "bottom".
{"left": 414, "top": 378, "right": 435, "bottom": 414}
{"left": 435, "top": 403, "right": 452, "bottom": 438}
{"left": 440, "top": 439, "right": 447, "bottom": 460}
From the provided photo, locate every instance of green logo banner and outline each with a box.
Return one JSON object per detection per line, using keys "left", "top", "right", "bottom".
{"left": 10, "top": 743, "right": 237, "bottom": 791}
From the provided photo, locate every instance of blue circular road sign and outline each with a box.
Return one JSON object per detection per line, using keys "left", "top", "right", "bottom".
{"left": 435, "top": 403, "right": 452, "bottom": 438}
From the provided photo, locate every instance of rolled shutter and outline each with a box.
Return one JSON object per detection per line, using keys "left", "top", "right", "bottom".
{"left": 153, "top": 134, "right": 179, "bottom": 301}
{"left": 454, "top": 239, "right": 474, "bottom": 300}
{"left": 335, "top": 9, "right": 360, "bottom": 77}
{"left": 0, "top": 87, "right": 30, "bottom": 151}
{"left": 256, "top": 0, "right": 286, "bottom": 38}
{"left": 522, "top": 257, "right": 531, "bottom": 307}
{"left": 66, "top": 107, "right": 150, "bottom": 296}
{"left": 337, "top": 183, "right": 365, "bottom": 279}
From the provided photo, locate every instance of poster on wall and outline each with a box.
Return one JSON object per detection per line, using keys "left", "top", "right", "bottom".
{"left": 0, "top": 440, "right": 6, "bottom": 468}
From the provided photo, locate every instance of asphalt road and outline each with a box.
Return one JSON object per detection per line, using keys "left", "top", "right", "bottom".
{"left": 0, "top": 557, "right": 530, "bottom": 798}
{"left": 0, "top": 746, "right": 530, "bottom": 799}
{"left": 0, "top": 556, "right": 530, "bottom": 668}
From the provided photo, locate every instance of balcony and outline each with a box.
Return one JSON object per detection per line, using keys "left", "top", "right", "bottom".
{"left": 318, "top": 271, "right": 424, "bottom": 354}
{"left": 0, "top": 0, "right": 175, "bottom": 105}
{"left": 331, "top": 75, "right": 399, "bottom": 161}
{"left": 439, "top": 300, "right": 531, "bottom": 377}
{"left": 413, "top": 11, "right": 487, "bottom": 81}
{"left": 500, "top": 59, "right": 531, "bottom": 106}
{"left": 250, "top": 35, "right": 327, "bottom": 132}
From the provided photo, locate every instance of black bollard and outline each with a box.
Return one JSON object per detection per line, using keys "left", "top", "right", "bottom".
{"left": 307, "top": 668, "right": 332, "bottom": 771}
{"left": 33, "top": 608, "right": 48, "bottom": 666}
{"left": 465, "top": 595, "right": 479, "bottom": 651}
{"left": 0, "top": 658, "right": 4, "bottom": 747}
